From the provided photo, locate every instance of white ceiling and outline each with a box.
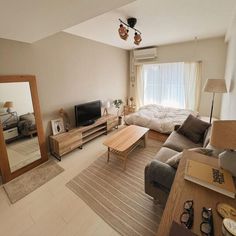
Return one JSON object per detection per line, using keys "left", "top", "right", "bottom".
{"left": 0, "top": 0, "right": 135, "bottom": 43}
{"left": 64, "top": 0, "right": 236, "bottom": 49}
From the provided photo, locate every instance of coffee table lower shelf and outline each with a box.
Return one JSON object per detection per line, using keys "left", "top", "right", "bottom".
{"left": 107, "top": 136, "right": 146, "bottom": 170}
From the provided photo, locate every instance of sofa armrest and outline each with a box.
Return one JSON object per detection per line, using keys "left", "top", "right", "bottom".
{"left": 145, "top": 160, "right": 176, "bottom": 191}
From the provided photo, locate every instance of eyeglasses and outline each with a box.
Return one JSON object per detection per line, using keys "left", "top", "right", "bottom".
{"left": 200, "top": 207, "right": 214, "bottom": 236}
{"left": 180, "top": 200, "right": 194, "bottom": 229}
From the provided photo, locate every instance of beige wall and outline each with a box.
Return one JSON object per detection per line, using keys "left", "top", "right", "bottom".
{"left": 221, "top": 18, "right": 236, "bottom": 119}
{"left": 130, "top": 37, "right": 227, "bottom": 118}
{"left": 0, "top": 32, "right": 129, "bottom": 136}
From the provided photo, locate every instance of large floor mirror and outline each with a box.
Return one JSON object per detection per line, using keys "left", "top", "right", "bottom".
{"left": 0, "top": 75, "right": 48, "bottom": 183}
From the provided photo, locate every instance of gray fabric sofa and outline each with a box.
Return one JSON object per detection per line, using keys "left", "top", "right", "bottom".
{"left": 144, "top": 125, "right": 212, "bottom": 204}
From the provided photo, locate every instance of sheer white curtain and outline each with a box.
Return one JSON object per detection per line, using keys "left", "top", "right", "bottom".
{"left": 135, "top": 65, "right": 144, "bottom": 108}
{"left": 184, "top": 62, "right": 202, "bottom": 111}
{"left": 136, "top": 62, "right": 201, "bottom": 111}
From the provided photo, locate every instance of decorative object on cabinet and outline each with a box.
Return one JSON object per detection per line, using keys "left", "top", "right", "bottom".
{"left": 0, "top": 75, "right": 48, "bottom": 183}
{"left": 102, "top": 100, "right": 111, "bottom": 116}
{"left": 113, "top": 99, "right": 123, "bottom": 125}
{"left": 129, "top": 97, "right": 135, "bottom": 106}
{"left": 59, "top": 108, "right": 71, "bottom": 131}
{"left": 51, "top": 118, "right": 65, "bottom": 135}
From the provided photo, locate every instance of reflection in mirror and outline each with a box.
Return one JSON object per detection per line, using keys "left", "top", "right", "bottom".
{"left": 0, "top": 82, "right": 41, "bottom": 172}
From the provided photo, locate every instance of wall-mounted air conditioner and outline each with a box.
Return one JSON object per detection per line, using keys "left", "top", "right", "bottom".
{"left": 133, "top": 47, "right": 157, "bottom": 60}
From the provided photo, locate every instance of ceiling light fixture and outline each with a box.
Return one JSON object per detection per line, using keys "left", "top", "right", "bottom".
{"left": 118, "top": 18, "right": 142, "bottom": 46}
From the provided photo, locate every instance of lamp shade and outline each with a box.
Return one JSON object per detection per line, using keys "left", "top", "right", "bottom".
{"left": 204, "top": 79, "right": 227, "bottom": 93}
{"left": 3, "top": 101, "right": 13, "bottom": 108}
{"left": 210, "top": 120, "right": 236, "bottom": 149}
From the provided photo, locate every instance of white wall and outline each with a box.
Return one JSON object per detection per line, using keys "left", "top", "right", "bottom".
{"left": 221, "top": 18, "right": 236, "bottom": 119}
{"left": 0, "top": 32, "right": 129, "bottom": 136}
{"left": 0, "top": 82, "right": 33, "bottom": 115}
{"left": 129, "top": 37, "right": 227, "bottom": 118}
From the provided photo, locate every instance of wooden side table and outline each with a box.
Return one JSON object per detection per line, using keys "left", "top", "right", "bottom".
{"left": 123, "top": 105, "right": 136, "bottom": 116}
{"left": 157, "top": 150, "right": 236, "bottom": 236}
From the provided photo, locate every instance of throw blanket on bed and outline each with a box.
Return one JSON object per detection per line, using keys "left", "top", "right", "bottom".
{"left": 124, "top": 104, "right": 198, "bottom": 134}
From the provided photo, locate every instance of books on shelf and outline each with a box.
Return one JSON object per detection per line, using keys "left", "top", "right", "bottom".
{"left": 184, "top": 159, "right": 236, "bottom": 198}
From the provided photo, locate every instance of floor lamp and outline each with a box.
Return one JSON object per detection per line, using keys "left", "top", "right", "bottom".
{"left": 203, "top": 79, "right": 227, "bottom": 123}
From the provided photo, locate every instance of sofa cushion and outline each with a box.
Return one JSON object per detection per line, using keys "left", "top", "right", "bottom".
{"left": 165, "top": 152, "right": 182, "bottom": 169}
{"left": 20, "top": 113, "right": 35, "bottom": 125}
{"left": 154, "top": 147, "right": 179, "bottom": 163}
{"left": 177, "top": 114, "right": 211, "bottom": 143}
{"left": 163, "top": 131, "right": 202, "bottom": 152}
{"left": 166, "top": 147, "right": 214, "bottom": 169}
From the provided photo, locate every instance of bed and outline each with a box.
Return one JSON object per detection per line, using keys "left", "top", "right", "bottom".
{"left": 124, "top": 104, "right": 198, "bottom": 134}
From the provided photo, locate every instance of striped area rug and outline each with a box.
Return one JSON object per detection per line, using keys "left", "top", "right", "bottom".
{"left": 66, "top": 139, "right": 164, "bottom": 236}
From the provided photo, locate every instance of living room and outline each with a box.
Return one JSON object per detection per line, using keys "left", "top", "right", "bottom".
{"left": 0, "top": 0, "right": 236, "bottom": 235}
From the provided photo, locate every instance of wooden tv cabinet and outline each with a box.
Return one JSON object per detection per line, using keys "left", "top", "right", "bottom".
{"left": 49, "top": 115, "right": 118, "bottom": 161}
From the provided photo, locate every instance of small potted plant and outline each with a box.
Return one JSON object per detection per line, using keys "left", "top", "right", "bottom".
{"left": 113, "top": 99, "right": 123, "bottom": 125}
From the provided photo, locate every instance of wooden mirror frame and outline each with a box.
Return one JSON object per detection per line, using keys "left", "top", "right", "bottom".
{"left": 0, "top": 75, "right": 48, "bottom": 183}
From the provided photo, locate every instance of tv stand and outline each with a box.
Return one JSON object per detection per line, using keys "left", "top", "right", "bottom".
{"left": 49, "top": 114, "right": 118, "bottom": 161}
{"left": 82, "top": 120, "right": 95, "bottom": 126}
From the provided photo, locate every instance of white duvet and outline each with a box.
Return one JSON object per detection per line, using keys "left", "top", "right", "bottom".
{"left": 124, "top": 104, "right": 198, "bottom": 134}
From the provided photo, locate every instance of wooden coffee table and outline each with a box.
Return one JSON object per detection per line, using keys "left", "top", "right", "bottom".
{"left": 103, "top": 125, "right": 149, "bottom": 170}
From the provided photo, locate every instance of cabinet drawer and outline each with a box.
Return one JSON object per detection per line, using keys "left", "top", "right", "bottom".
{"left": 59, "top": 140, "right": 82, "bottom": 155}
{"left": 3, "top": 127, "right": 18, "bottom": 140}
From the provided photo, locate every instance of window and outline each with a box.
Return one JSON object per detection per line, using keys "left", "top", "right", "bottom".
{"left": 140, "top": 62, "right": 201, "bottom": 110}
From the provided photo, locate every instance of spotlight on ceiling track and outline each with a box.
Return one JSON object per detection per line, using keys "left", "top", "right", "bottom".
{"left": 118, "top": 17, "right": 142, "bottom": 46}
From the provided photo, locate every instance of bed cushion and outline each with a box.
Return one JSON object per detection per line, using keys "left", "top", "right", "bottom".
{"left": 163, "top": 131, "right": 202, "bottom": 152}
{"left": 177, "top": 114, "right": 210, "bottom": 143}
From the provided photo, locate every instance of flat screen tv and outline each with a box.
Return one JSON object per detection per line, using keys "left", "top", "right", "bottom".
{"left": 75, "top": 100, "right": 101, "bottom": 126}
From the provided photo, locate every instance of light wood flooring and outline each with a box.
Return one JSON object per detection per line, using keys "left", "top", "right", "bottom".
{"left": 0, "top": 128, "right": 164, "bottom": 236}
{"left": 148, "top": 130, "right": 169, "bottom": 143}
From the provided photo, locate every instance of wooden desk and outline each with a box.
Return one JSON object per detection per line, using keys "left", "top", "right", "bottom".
{"left": 157, "top": 150, "right": 236, "bottom": 236}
